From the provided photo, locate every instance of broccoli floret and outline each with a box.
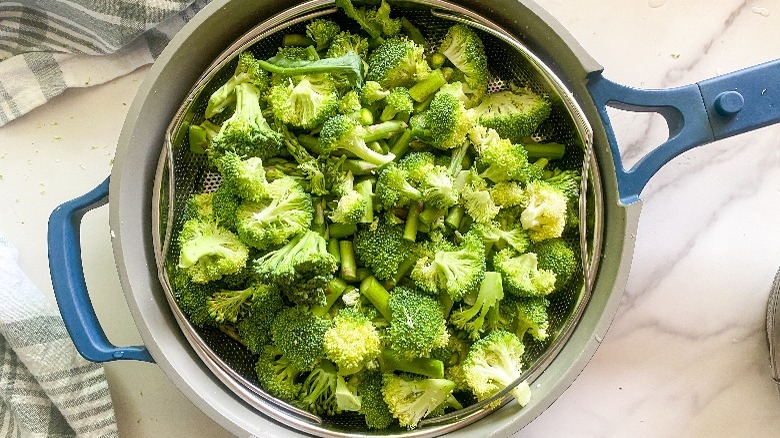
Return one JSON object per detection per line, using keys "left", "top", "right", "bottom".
{"left": 357, "top": 371, "right": 394, "bottom": 430}
{"left": 235, "top": 176, "right": 313, "bottom": 250}
{"left": 380, "top": 87, "right": 414, "bottom": 121}
{"left": 297, "top": 359, "right": 340, "bottom": 416}
{"left": 437, "top": 24, "right": 489, "bottom": 103}
{"left": 216, "top": 152, "right": 269, "bottom": 202}
{"left": 410, "top": 91, "right": 471, "bottom": 150}
{"left": 473, "top": 87, "right": 552, "bottom": 143}
{"left": 505, "top": 295, "right": 550, "bottom": 342}
{"left": 366, "top": 37, "right": 429, "bottom": 89}
{"left": 182, "top": 192, "right": 215, "bottom": 222}
{"left": 493, "top": 248, "right": 555, "bottom": 297}
{"left": 398, "top": 152, "right": 459, "bottom": 210}
{"left": 375, "top": 162, "right": 422, "bottom": 209}
{"left": 360, "top": 80, "right": 390, "bottom": 106}
{"left": 209, "top": 82, "right": 284, "bottom": 162}
{"left": 532, "top": 237, "right": 578, "bottom": 291}
{"left": 387, "top": 286, "right": 450, "bottom": 359}
{"left": 318, "top": 114, "right": 403, "bottom": 165}
{"left": 306, "top": 19, "right": 341, "bottom": 51}
{"left": 323, "top": 307, "right": 382, "bottom": 375}
{"left": 461, "top": 330, "right": 531, "bottom": 406}
{"left": 354, "top": 219, "right": 416, "bottom": 282}
{"left": 331, "top": 189, "right": 368, "bottom": 225}
{"left": 490, "top": 181, "right": 525, "bottom": 207}
{"left": 470, "top": 127, "right": 539, "bottom": 183}
{"left": 450, "top": 271, "right": 504, "bottom": 341}
{"left": 267, "top": 74, "right": 340, "bottom": 130}
{"left": 188, "top": 120, "right": 220, "bottom": 154}
{"left": 170, "top": 267, "right": 215, "bottom": 327}
{"left": 520, "top": 180, "right": 568, "bottom": 242}
{"left": 381, "top": 374, "right": 457, "bottom": 429}
{"left": 212, "top": 183, "right": 242, "bottom": 230}
{"left": 379, "top": 349, "right": 445, "bottom": 379}
{"left": 236, "top": 285, "right": 285, "bottom": 353}
{"left": 370, "top": 0, "right": 402, "bottom": 37}
{"left": 206, "top": 284, "right": 258, "bottom": 324}
{"left": 326, "top": 31, "right": 370, "bottom": 60}
{"left": 177, "top": 218, "right": 249, "bottom": 284}
{"left": 271, "top": 306, "right": 332, "bottom": 372}
{"left": 474, "top": 219, "right": 529, "bottom": 254}
{"left": 338, "top": 89, "right": 363, "bottom": 116}
{"left": 255, "top": 345, "right": 303, "bottom": 403}
{"left": 410, "top": 230, "right": 486, "bottom": 301}
{"left": 254, "top": 230, "right": 338, "bottom": 307}
{"left": 335, "top": 0, "right": 401, "bottom": 41}
{"left": 205, "top": 51, "right": 270, "bottom": 119}
{"left": 543, "top": 169, "right": 582, "bottom": 232}
{"left": 459, "top": 169, "right": 500, "bottom": 224}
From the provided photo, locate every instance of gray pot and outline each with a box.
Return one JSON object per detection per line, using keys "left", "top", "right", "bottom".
{"left": 47, "top": 0, "right": 780, "bottom": 436}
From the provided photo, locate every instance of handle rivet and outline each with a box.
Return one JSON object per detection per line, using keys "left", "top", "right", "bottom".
{"left": 113, "top": 351, "right": 125, "bottom": 358}
{"left": 714, "top": 90, "right": 744, "bottom": 116}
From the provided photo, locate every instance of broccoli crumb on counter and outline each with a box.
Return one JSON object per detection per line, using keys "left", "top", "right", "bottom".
{"left": 173, "top": 0, "right": 584, "bottom": 430}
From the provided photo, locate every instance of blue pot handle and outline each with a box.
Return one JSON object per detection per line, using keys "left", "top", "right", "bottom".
{"left": 48, "top": 177, "right": 154, "bottom": 363}
{"left": 587, "top": 58, "right": 780, "bottom": 205}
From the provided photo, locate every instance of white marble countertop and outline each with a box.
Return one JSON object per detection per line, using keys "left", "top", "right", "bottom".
{"left": 1, "top": 0, "right": 779, "bottom": 436}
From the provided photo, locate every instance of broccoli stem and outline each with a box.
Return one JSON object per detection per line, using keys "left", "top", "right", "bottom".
{"left": 359, "top": 276, "right": 391, "bottom": 321}
{"left": 413, "top": 93, "right": 435, "bottom": 113}
{"left": 339, "top": 240, "right": 358, "bottom": 282}
{"left": 312, "top": 277, "right": 350, "bottom": 317}
{"left": 418, "top": 205, "right": 444, "bottom": 226}
{"left": 401, "top": 17, "right": 427, "bottom": 48}
{"left": 379, "top": 350, "right": 445, "bottom": 379}
{"left": 354, "top": 179, "right": 374, "bottom": 224}
{"left": 449, "top": 142, "right": 470, "bottom": 176}
{"left": 521, "top": 139, "right": 566, "bottom": 160}
{"left": 357, "top": 108, "right": 374, "bottom": 125}
{"left": 341, "top": 159, "right": 377, "bottom": 176}
{"left": 403, "top": 201, "right": 423, "bottom": 242}
{"left": 445, "top": 205, "right": 465, "bottom": 229}
{"left": 355, "top": 267, "right": 373, "bottom": 282}
{"left": 329, "top": 223, "right": 358, "bottom": 239}
{"left": 312, "top": 198, "right": 327, "bottom": 236}
{"left": 389, "top": 253, "right": 418, "bottom": 287}
{"left": 297, "top": 134, "right": 322, "bottom": 154}
{"left": 389, "top": 128, "right": 413, "bottom": 158}
{"left": 363, "top": 120, "right": 408, "bottom": 142}
{"left": 328, "top": 238, "right": 341, "bottom": 264}
{"left": 283, "top": 34, "right": 316, "bottom": 47}
{"left": 409, "top": 69, "right": 446, "bottom": 103}
{"left": 427, "top": 52, "right": 446, "bottom": 69}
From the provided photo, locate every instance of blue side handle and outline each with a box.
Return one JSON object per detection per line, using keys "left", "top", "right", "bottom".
{"left": 587, "top": 58, "right": 780, "bottom": 205}
{"left": 47, "top": 177, "right": 154, "bottom": 363}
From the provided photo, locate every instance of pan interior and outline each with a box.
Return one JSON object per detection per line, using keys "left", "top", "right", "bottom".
{"left": 153, "top": 1, "right": 602, "bottom": 436}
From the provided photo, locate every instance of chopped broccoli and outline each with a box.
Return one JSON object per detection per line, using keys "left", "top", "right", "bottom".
{"left": 255, "top": 345, "right": 303, "bottom": 402}
{"left": 360, "top": 80, "right": 390, "bottom": 106}
{"left": 520, "top": 180, "right": 568, "bottom": 242}
{"left": 170, "top": 267, "right": 215, "bottom": 327}
{"left": 258, "top": 50, "right": 366, "bottom": 88}
{"left": 177, "top": 218, "right": 249, "bottom": 284}
{"left": 380, "top": 87, "right": 414, "bottom": 121}
{"left": 212, "top": 183, "right": 242, "bottom": 230}
{"left": 188, "top": 120, "right": 220, "bottom": 154}
{"left": 375, "top": 162, "right": 422, "bottom": 209}
{"left": 205, "top": 51, "right": 270, "bottom": 119}
{"left": 236, "top": 285, "right": 285, "bottom": 353}
{"left": 208, "top": 82, "right": 284, "bottom": 162}
{"left": 207, "top": 284, "right": 257, "bottom": 324}
{"left": 532, "top": 237, "right": 578, "bottom": 291}
{"left": 297, "top": 359, "right": 340, "bottom": 416}
{"left": 473, "top": 87, "right": 552, "bottom": 143}
{"left": 450, "top": 271, "right": 504, "bottom": 340}
{"left": 437, "top": 24, "right": 489, "bottom": 103}
{"left": 235, "top": 176, "right": 313, "bottom": 250}
{"left": 357, "top": 371, "right": 394, "bottom": 429}
{"left": 354, "top": 219, "right": 416, "bottom": 282}
{"left": 474, "top": 219, "right": 530, "bottom": 254}
{"left": 462, "top": 330, "right": 531, "bottom": 406}
{"left": 267, "top": 74, "right": 340, "bottom": 130}
{"left": 379, "top": 349, "right": 445, "bottom": 379}
{"left": 460, "top": 169, "right": 500, "bottom": 224}
{"left": 327, "top": 31, "right": 370, "bottom": 59}
{"left": 493, "top": 248, "right": 556, "bottom": 297}
{"left": 216, "top": 152, "right": 268, "bottom": 202}
{"left": 306, "top": 19, "right": 341, "bottom": 51}
{"left": 366, "top": 37, "right": 429, "bottom": 89}
{"left": 398, "top": 152, "right": 459, "bottom": 210}
{"left": 490, "top": 181, "right": 526, "bottom": 207}
{"left": 318, "top": 114, "right": 403, "bottom": 165}
{"left": 381, "top": 373, "right": 457, "bottom": 429}
{"left": 254, "top": 230, "right": 338, "bottom": 306}
{"left": 271, "top": 306, "right": 332, "bottom": 372}
{"left": 323, "top": 307, "right": 382, "bottom": 375}
{"left": 505, "top": 295, "right": 550, "bottom": 342}
{"left": 182, "top": 192, "right": 215, "bottom": 222}
{"left": 387, "top": 286, "right": 450, "bottom": 359}
{"left": 410, "top": 90, "right": 471, "bottom": 150}
{"left": 411, "top": 230, "right": 486, "bottom": 301}
{"left": 471, "top": 127, "right": 539, "bottom": 183}
{"left": 331, "top": 189, "right": 368, "bottom": 225}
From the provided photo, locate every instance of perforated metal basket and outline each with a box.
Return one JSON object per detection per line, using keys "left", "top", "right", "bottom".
{"left": 152, "top": 0, "right": 603, "bottom": 435}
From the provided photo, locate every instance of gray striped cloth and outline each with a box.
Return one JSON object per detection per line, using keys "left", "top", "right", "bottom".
{"left": 0, "top": 0, "right": 212, "bottom": 127}
{"left": 0, "top": 236, "right": 115, "bottom": 437}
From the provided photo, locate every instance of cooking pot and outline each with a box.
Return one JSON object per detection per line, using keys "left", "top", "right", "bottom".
{"left": 47, "top": 0, "right": 780, "bottom": 436}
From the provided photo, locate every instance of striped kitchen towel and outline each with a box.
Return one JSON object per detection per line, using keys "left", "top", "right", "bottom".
{"left": 0, "top": 236, "right": 116, "bottom": 438}
{"left": 0, "top": 0, "right": 212, "bottom": 128}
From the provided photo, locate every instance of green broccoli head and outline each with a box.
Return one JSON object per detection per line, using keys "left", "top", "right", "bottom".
{"left": 366, "top": 37, "right": 429, "bottom": 89}
{"left": 387, "top": 286, "right": 450, "bottom": 359}
{"left": 460, "top": 169, "right": 500, "bottom": 224}
{"left": 216, "top": 152, "right": 269, "bottom": 202}
{"left": 418, "top": 164, "right": 459, "bottom": 210}
{"left": 450, "top": 271, "right": 504, "bottom": 341}
{"left": 520, "top": 180, "right": 568, "bottom": 242}
{"left": 354, "top": 218, "right": 416, "bottom": 282}
{"left": 410, "top": 91, "right": 472, "bottom": 150}
{"left": 324, "top": 307, "right": 382, "bottom": 375}
{"left": 489, "top": 181, "right": 526, "bottom": 207}
{"left": 360, "top": 80, "right": 390, "bottom": 106}
{"left": 206, "top": 285, "right": 256, "bottom": 324}
{"left": 338, "top": 89, "right": 363, "bottom": 116}
{"left": 255, "top": 345, "right": 304, "bottom": 403}
{"left": 271, "top": 306, "right": 332, "bottom": 372}
{"left": 357, "top": 371, "right": 394, "bottom": 430}
{"left": 306, "top": 18, "right": 341, "bottom": 51}
{"left": 531, "top": 237, "right": 578, "bottom": 291}
{"left": 209, "top": 82, "right": 284, "bottom": 162}
{"left": 182, "top": 192, "right": 215, "bottom": 222}
{"left": 472, "top": 129, "right": 538, "bottom": 183}
{"left": 267, "top": 74, "right": 340, "bottom": 130}
{"left": 205, "top": 51, "right": 270, "bottom": 119}
{"left": 462, "top": 330, "right": 530, "bottom": 405}
{"left": 235, "top": 176, "right": 313, "bottom": 250}
{"left": 473, "top": 87, "right": 552, "bottom": 143}
{"left": 327, "top": 31, "right": 370, "bottom": 60}
{"left": 473, "top": 219, "right": 530, "bottom": 254}
{"left": 410, "top": 230, "right": 486, "bottom": 301}
{"left": 330, "top": 189, "right": 368, "bottom": 225}
{"left": 177, "top": 218, "right": 249, "bottom": 284}
{"left": 493, "top": 248, "right": 556, "bottom": 297}
{"left": 437, "top": 24, "right": 489, "bottom": 103}
{"left": 297, "top": 359, "right": 340, "bottom": 416}
{"left": 254, "top": 230, "right": 338, "bottom": 307}
{"left": 381, "top": 373, "right": 457, "bottom": 429}
{"left": 318, "top": 114, "right": 401, "bottom": 165}
{"left": 170, "top": 267, "right": 215, "bottom": 327}
{"left": 236, "top": 285, "right": 285, "bottom": 354}
{"left": 505, "top": 295, "right": 551, "bottom": 342}
{"left": 380, "top": 87, "right": 414, "bottom": 121}
{"left": 375, "top": 162, "right": 422, "bottom": 209}
{"left": 211, "top": 183, "right": 242, "bottom": 231}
